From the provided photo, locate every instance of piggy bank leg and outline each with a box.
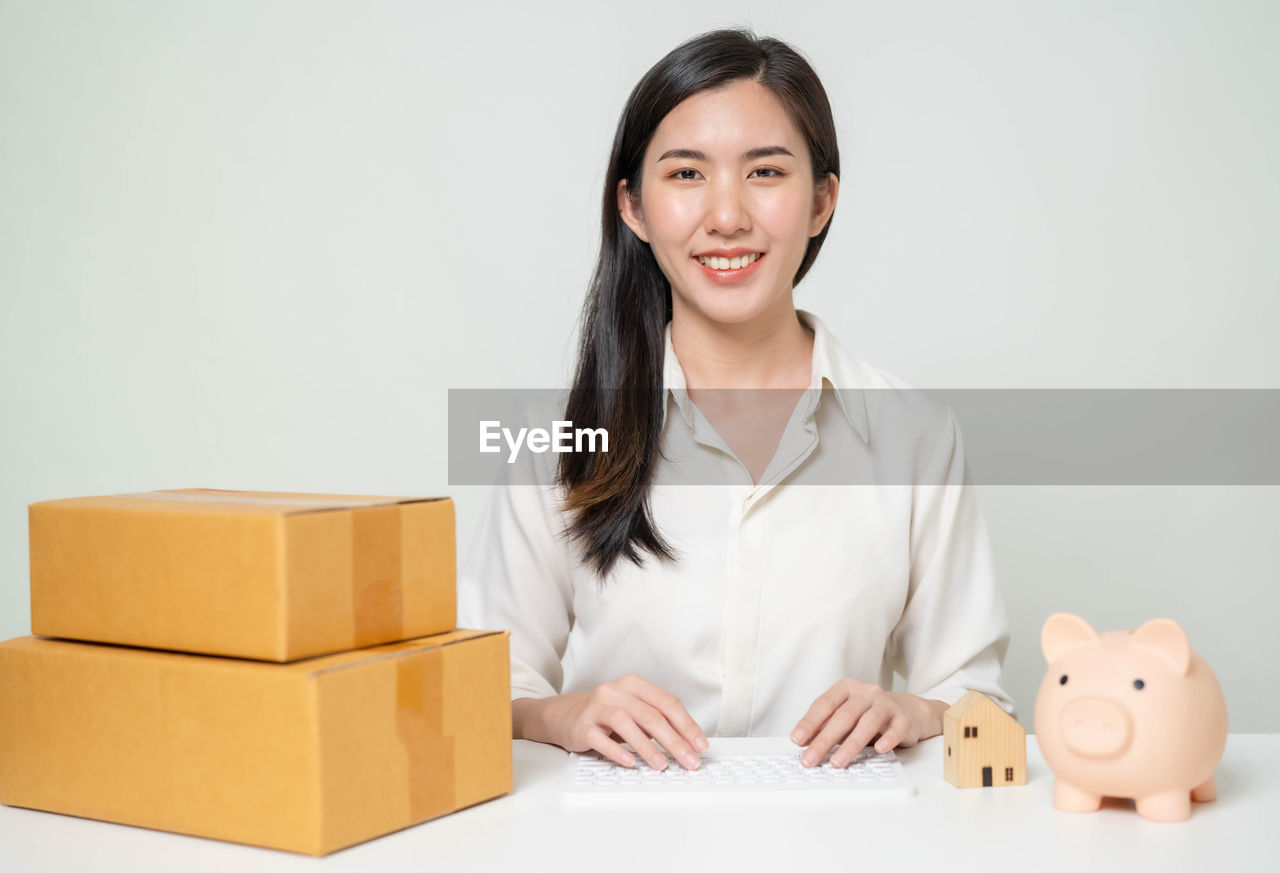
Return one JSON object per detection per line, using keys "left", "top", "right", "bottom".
{"left": 1053, "top": 780, "right": 1102, "bottom": 813}
{"left": 1135, "top": 789, "right": 1192, "bottom": 822}
{"left": 1191, "top": 776, "right": 1217, "bottom": 803}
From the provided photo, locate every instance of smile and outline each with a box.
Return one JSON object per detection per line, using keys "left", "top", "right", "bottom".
{"left": 692, "top": 252, "right": 766, "bottom": 284}
{"left": 696, "top": 252, "right": 763, "bottom": 270}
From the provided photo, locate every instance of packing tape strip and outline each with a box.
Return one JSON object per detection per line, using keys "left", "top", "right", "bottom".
{"left": 352, "top": 506, "right": 405, "bottom": 648}
{"left": 395, "top": 652, "right": 457, "bottom": 822}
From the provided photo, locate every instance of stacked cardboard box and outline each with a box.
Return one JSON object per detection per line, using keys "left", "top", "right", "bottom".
{"left": 0, "top": 488, "right": 512, "bottom": 856}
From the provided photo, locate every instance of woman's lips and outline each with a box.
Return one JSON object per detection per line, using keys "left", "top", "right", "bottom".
{"left": 692, "top": 252, "right": 765, "bottom": 284}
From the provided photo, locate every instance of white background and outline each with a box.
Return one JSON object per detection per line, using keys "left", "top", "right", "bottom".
{"left": 1, "top": 0, "right": 1276, "bottom": 730}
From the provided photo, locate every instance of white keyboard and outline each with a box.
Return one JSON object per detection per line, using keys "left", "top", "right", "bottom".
{"left": 563, "top": 737, "right": 915, "bottom": 805}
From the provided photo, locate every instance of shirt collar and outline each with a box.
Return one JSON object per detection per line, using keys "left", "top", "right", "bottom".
{"left": 661, "top": 309, "right": 869, "bottom": 443}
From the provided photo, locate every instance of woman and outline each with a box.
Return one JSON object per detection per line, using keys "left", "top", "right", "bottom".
{"left": 458, "top": 28, "right": 1012, "bottom": 774}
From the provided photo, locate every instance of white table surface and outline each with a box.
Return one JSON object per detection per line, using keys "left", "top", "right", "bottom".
{"left": 2, "top": 734, "right": 1276, "bottom": 872}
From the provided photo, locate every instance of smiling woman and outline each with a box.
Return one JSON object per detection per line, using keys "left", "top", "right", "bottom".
{"left": 459, "top": 27, "right": 1013, "bottom": 776}
{"left": 561, "top": 32, "right": 841, "bottom": 578}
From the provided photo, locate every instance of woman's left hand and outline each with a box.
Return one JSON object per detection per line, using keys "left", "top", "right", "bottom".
{"left": 789, "top": 679, "right": 930, "bottom": 768}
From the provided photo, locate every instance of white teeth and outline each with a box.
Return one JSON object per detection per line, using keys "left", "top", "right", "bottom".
{"left": 697, "top": 252, "right": 761, "bottom": 270}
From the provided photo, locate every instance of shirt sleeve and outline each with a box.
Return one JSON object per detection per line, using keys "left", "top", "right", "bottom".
{"left": 885, "top": 404, "right": 1015, "bottom": 716}
{"left": 457, "top": 439, "right": 577, "bottom": 701}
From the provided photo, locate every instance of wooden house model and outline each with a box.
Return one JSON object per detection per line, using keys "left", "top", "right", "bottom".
{"left": 943, "top": 690, "right": 1026, "bottom": 788}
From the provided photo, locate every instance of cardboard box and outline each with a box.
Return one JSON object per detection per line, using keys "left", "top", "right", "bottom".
{"left": 29, "top": 489, "right": 456, "bottom": 661}
{"left": 0, "top": 629, "right": 513, "bottom": 856}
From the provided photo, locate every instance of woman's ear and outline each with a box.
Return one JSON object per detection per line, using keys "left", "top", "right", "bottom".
{"left": 809, "top": 172, "right": 839, "bottom": 237}
{"left": 617, "top": 178, "right": 650, "bottom": 244}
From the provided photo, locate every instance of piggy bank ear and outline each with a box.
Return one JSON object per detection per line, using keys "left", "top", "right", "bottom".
{"left": 1131, "top": 618, "right": 1191, "bottom": 676}
{"left": 1041, "top": 613, "right": 1099, "bottom": 663}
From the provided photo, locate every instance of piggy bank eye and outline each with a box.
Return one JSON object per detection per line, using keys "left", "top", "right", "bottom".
{"left": 1133, "top": 679, "right": 1145, "bottom": 690}
{"left": 1059, "top": 675, "right": 1068, "bottom": 685}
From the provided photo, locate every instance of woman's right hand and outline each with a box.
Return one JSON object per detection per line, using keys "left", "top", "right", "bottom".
{"left": 521, "top": 674, "right": 708, "bottom": 770}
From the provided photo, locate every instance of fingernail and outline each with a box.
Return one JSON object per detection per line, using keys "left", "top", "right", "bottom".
{"left": 651, "top": 754, "right": 667, "bottom": 770}
{"left": 831, "top": 754, "right": 846, "bottom": 768}
{"left": 621, "top": 753, "right": 635, "bottom": 767}
{"left": 801, "top": 752, "right": 814, "bottom": 767}
{"left": 683, "top": 753, "right": 699, "bottom": 769}
{"left": 790, "top": 730, "right": 803, "bottom": 744}
{"left": 696, "top": 737, "right": 709, "bottom": 751}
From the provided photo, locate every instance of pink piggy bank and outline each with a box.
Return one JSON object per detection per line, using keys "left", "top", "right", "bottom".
{"left": 1033, "top": 613, "right": 1227, "bottom": 822}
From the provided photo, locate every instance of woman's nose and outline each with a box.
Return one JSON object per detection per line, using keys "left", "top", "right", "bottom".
{"left": 703, "top": 179, "right": 751, "bottom": 236}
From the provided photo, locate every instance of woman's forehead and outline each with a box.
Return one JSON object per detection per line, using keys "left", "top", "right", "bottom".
{"left": 646, "top": 80, "right": 803, "bottom": 161}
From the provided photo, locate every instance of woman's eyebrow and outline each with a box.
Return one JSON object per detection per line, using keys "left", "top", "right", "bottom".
{"left": 655, "top": 146, "right": 795, "bottom": 162}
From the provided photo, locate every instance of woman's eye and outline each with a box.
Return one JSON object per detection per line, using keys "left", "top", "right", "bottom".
{"left": 751, "top": 167, "right": 782, "bottom": 178}
{"left": 673, "top": 169, "right": 699, "bottom": 180}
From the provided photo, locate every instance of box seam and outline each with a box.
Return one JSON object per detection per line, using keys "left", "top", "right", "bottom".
{"left": 309, "top": 674, "right": 327, "bottom": 855}
{"left": 304, "top": 631, "right": 504, "bottom": 678}
{"left": 283, "top": 497, "right": 446, "bottom": 517}
{"left": 276, "top": 515, "right": 289, "bottom": 661}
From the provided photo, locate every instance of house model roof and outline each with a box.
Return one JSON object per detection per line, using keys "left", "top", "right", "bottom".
{"left": 946, "top": 690, "right": 1023, "bottom": 729}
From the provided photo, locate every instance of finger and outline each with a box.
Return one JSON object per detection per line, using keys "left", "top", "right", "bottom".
{"left": 790, "top": 684, "right": 848, "bottom": 746}
{"left": 602, "top": 708, "right": 668, "bottom": 770}
{"left": 584, "top": 725, "right": 637, "bottom": 769}
{"left": 802, "top": 699, "right": 870, "bottom": 767}
{"left": 832, "top": 708, "right": 893, "bottom": 767}
{"left": 873, "top": 714, "right": 913, "bottom": 754}
{"left": 628, "top": 677, "right": 709, "bottom": 755}
{"left": 629, "top": 699, "right": 702, "bottom": 770}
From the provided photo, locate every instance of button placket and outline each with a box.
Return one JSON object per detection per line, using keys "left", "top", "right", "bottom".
{"left": 714, "top": 493, "right": 744, "bottom": 684}
{"left": 715, "top": 494, "right": 765, "bottom": 737}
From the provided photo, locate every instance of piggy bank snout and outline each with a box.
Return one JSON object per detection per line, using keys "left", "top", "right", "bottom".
{"left": 1060, "top": 696, "right": 1133, "bottom": 759}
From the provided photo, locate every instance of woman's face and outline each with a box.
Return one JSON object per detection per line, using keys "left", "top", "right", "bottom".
{"left": 618, "top": 78, "right": 837, "bottom": 329}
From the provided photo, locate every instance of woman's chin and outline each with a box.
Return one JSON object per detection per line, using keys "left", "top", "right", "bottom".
{"left": 677, "top": 290, "right": 788, "bottom": 328}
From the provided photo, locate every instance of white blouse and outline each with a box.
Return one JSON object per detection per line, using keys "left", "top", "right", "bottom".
{"left": 458, "top": 310, "right": 1013, "bottom": 737}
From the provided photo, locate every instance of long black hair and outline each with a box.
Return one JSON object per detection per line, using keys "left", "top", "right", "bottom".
{"left": 557, "top": 27, "right": 840, "bottom": 578}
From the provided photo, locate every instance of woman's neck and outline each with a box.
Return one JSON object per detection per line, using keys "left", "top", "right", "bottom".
{"left": 670, "top": 302, "right": 815, "bottom": 391}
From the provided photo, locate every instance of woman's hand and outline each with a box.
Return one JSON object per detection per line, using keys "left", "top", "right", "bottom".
{"left": 789, "top": 679, "right": 946, "bottom": 767}
{"left": 524, "top": 674, "right": 709, "bottom": 771}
